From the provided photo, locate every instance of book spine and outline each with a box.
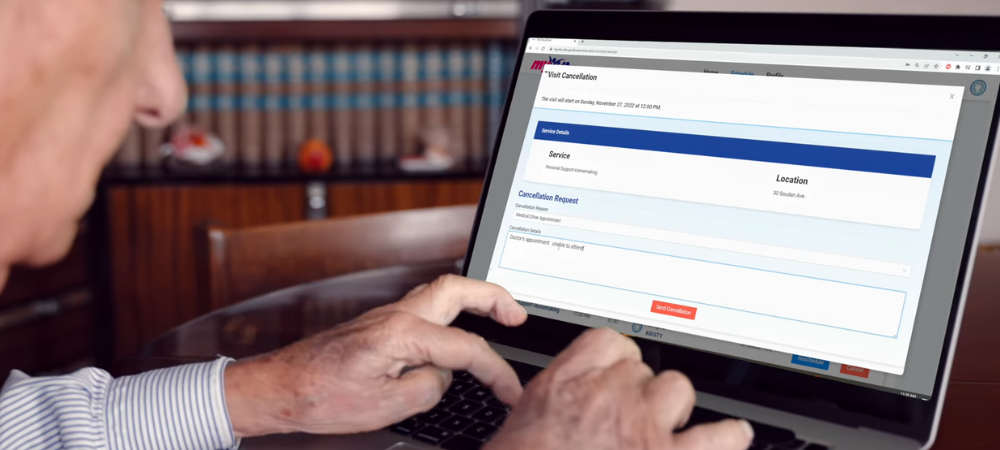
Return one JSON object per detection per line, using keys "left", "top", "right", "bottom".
{"left": 263, "top": 46, "right": 285, "bottom": 171}
{"left": 332, "top": 44, "right": 354, "bottom": 167}
{"left": 286, "top": 46, "right": 307, "bottom": 168}
{"left": 175, "top": 45, "right": 194, "bottom": 127}
{"left": 400, "top": 43, "right": 421, "bottom": 158}
{"left": 355, "top": 45, "right": 377, "bottom": 167}
{"left": 423, "top": 44, "right": 445, "bottom": 131}
{"left": 486, "top": 42, "right": 504, "bottom": 153}
{"left": 307, "top": 45, "right": 328, "bottom": 145}
{"left": 377, "top": 44, "right": 399, "bottom": 165}
{"left": 468, "top": 44, "right": 487, "bottom": 166}
{"left": 147, "top": 46, "right": 190, "bottom": 169}
{"left": 215, "top": 45, "right": 238, "bottom": 166}
{"left": 239, "top": 45, "right": 263, "bottom": 171}
{"left": 447, "top": 43, "right": 468, "bottom": 165}
{"left": 191, "top": 44, "right": 214, "bottom": 132}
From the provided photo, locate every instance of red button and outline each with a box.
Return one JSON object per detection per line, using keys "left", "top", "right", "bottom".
{"left": 650, "top": 301, "right": 697, "bottom": 320}
{"left": 840, "top": 365, "right": 870, "bottom": 379}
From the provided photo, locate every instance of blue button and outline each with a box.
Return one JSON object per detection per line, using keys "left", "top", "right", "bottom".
{"left": 790, "top": 355, "right": 830, "bottom": 370}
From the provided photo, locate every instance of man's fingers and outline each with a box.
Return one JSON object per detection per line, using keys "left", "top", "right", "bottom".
{"left": 381, "top": 366, "right": 452, "bottom": 424}
{"left": 403, "top": 283, "right": 429, "bottom": 299}
{"left": 673, "top": 419, "right": 754, "bottom": 450}
{"left": 600, "top": 358, "right": 654, "bottom": 392}
{"left": 390, "top": 275, "right": 527, "bottom": 327}
{"left": 402, "top": 317, "right": 523, "bottom": 405}
{"left": 546, "top": 328, "right": 642, "bottom": 381}
{"left": 645, "top": 370, "right": 697, "bottom": 430}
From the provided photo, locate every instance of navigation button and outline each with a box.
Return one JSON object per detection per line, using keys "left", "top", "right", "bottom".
{"left": 790, "top": 355, "right": 830, "bottom": 370}
{"left": 840, "top": 365, "right": 871, "bottom": 378}
{"left": 650, "top": 301, "right": 698, "bottom": 320}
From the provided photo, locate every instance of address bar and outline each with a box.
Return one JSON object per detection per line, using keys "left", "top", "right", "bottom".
{"left": 511, "top": 211, "right": 913, "bottom": 278}
{"left": 543, "top": 46, "right": 928, "bottom": 72}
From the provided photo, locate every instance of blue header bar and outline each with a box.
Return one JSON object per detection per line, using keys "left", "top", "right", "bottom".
{"left": 533, "top": 122, "right": 936, "bottom": 178}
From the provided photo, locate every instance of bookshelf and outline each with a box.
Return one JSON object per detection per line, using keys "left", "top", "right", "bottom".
{"left": 103, "top": 163, "right": 487, "bottom": 185}
{"left": 171, "top": 18, "right": 520, "bottom": 42}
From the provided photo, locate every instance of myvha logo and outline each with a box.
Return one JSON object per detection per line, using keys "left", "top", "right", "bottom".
{"left": 631, "top": 323, "right": 643, "bottom": 333}
{"left": 531, "top": 56, "right": 570, "bottom": 71}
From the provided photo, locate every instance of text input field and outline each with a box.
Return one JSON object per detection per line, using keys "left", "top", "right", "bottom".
{"left": 509, "top": 210, "right": 913, "bottom": 277}
{"left": 499, "top": 232, "right": 906, "bottom": 337}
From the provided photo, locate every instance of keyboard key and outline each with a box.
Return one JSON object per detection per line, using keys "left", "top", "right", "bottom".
{"left": 438, "top": 394, "right": 462, "bottom": 409}
{"left": 803, "top": 444, "right": 829, "bottom": 450}
{"left": 413, "top": 426, "right": 454, "bottom": 445}
{"left": 441, "top": 415, "right": 476, "bottom": 432}
{"left": 449, "top": 400, "right": 485, "bottom": 416}
{"left": 388, "top": 418, "right": 424, "bottom": 436}
{"left": 416, "top": 408, "right": 453, "bottom": 425}
{"left": 493, "top": 414, "right": 507, "bottom": 427}
{"left": 464, "top": 387, "right": 493, "bottom": 402}
{"left": 464, "top": 422, "right": 499, "bottom": 441}
{"left": 448, "top": 381, "right": 479, "bottom": 397}
{"left": 486, "top": 397, "right": 509, "bottom": 409}
{"left": 471, "top": 407, "right": 506, "bottom": 424}
{"left": 442, "top": 435, "right": 484, "bottom": 450}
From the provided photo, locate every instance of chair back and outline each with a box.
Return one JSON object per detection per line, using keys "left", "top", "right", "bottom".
{"left": 196, "top": 205, "right": 477, "bottom": 309}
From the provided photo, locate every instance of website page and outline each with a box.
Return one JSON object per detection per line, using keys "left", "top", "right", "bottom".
{"left": 466, "top": 39, "right": 999, "bottom": 400}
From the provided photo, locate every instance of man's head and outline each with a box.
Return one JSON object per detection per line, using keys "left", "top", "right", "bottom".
{"left": 0, "top": 0, "right": 185, "bottom": 268}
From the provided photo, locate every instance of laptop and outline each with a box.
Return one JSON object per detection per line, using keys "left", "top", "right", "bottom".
{"left": 275, "top": 11, "right": 999, "bottom": 450}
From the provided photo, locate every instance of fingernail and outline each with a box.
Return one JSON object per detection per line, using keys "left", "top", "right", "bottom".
{"left": 738, "top": 420, "right": 754, "bottom": 440}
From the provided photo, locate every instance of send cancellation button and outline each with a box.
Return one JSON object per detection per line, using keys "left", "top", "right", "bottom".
{"left": 791, "top": 355, "right": 831, "bottom": 370}
{"left": 650, "top": 301, "right": 698, "bottom": 320}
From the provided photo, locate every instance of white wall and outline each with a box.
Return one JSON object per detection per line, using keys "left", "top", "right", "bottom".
{"left": 667, "top": 0, "right": 1000, "bottom": 243}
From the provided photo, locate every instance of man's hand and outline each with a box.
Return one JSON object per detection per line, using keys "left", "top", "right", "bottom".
{"left": 223, "top": 274, "right": 528, "bottom": 438}
{"left": 486, "top": 328, "right": 754, "bottom": 450}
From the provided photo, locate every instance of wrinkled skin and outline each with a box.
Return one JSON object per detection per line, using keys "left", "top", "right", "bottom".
{"left": 0, "top": 0, "right": 185, "bottom": 270}
{"left": 487, "top": 328, "right": 753, "bottom": 450}
{"left": 223, "top": 275, "right": 528, "bottom": 437}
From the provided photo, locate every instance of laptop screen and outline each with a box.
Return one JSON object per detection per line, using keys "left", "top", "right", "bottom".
{"left": 465, "top": 38, "right": 999, "bottom": 401}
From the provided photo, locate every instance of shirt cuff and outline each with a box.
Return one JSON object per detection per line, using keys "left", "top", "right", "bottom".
{"left": 105, "top": 357, "right": 238, "bottom": 450}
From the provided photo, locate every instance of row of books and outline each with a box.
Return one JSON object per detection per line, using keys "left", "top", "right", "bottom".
{"left": 114, "top": 41, "right": 517, "bottom": 171}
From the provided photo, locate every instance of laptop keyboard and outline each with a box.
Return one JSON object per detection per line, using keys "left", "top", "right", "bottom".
{"left": 389, "top": 369, "right": 508, "bottom": 450}
{"left": 387, "top": 361, "right": 831, "bottom": 450}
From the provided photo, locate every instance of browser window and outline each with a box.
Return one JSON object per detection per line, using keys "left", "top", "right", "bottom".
{"left": 466, "top": 39, "right": 1000, "bottom": 400}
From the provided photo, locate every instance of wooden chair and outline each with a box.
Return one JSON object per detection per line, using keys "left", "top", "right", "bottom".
{"left": 195, "top": 205, "right": 477, "bottom": 309}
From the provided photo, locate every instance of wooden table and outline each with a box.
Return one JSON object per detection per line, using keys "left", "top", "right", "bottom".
{"left": 121, "top": 254, "right": 1000, "bottom": 448}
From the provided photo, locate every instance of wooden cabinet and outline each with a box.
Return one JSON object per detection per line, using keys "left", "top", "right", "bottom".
{"left": 101, "top": 178, "right": 483, "bottom": 362}
{"left": 328, "top": 180, "right": 483, "bottom": 216}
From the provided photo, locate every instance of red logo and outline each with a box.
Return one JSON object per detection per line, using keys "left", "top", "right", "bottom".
{"left": 531, "top": 56, "right": 570, "bottom": 72}
{"left": 946, "top": 64, "right": 952, "bottom": 69}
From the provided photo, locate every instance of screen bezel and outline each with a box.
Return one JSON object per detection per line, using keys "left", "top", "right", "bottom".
{"left": 458, "top": 11, "right": 1000, "bottom": 443}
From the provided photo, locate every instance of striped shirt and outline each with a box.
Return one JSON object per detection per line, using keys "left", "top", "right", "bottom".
{"left": 0, "top": 357, "right": 238, "bottom": 450}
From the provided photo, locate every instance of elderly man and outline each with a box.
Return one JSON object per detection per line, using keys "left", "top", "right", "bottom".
{"left": 0, "top": 0, "right": 753, "bottom": 449}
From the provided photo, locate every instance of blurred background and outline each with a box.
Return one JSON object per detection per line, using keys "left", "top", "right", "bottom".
{"left": 2, "top": 0, "right": 999, "bottom": 379}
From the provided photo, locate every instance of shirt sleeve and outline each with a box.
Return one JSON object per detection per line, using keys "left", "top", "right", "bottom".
{"left": 0, "top": 357, "right": 238, "bottom": 450}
